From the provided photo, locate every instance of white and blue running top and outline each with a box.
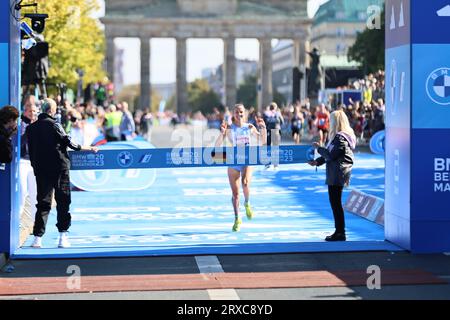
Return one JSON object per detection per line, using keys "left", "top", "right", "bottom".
{"left": 229, "top": 123, "right": 252, "bottom": 172}
{"left": 230, "top": 123, "right": 252, "bottom": 147}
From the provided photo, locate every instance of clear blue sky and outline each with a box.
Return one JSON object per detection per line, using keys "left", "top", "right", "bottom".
{"left": 97, "top": 0, "right": 329, "bottom": 85}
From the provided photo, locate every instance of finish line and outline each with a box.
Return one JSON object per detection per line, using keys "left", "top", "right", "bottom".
{"left": 70, "top": 145, "right": 314, "bottom": 170}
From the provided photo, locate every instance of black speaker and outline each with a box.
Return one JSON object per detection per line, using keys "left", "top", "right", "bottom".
{"left": 22, "top": 42, "right": 49, "bottom": 85}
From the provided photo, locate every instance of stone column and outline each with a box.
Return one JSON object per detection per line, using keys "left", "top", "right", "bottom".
{"left": 223, "top": 37, "right": 236, "bottom": 108}
{"left": 140, "top": 37, "right": 151, "bottom": 110}
{"left": 304, "top": 40, "right": 311, "bottom": 69}
{"left": 259, "top": 38, "right": 273, "bottom": 110}
{"left": 106, "top": 37, "right": 115, "bottom": 85}
{"left": 293, "top": 39, "right": 308, "bottom": 102}
{"left": 176, "top": 38, "right": 188, "bottom": 115}
{"left": 303, "top": 40, "right": 311, "bottom": 102}
{"left": 293, "top": 39, "right": 306, "bottom": 67}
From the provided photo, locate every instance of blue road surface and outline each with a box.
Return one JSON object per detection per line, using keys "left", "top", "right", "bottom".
{"left": 15, "top": 150, "right": 399, "bottom": 259}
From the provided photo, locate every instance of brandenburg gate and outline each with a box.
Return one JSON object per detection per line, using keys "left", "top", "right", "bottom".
{"left": 101, "top": 0, "right": 311, "bottom": 112}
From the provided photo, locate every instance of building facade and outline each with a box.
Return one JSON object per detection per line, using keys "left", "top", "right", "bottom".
{"left": 311, "top": 0, "right": 385, "bottom": 57}
{"left": 202, "top": 59, "right": 258, "bottom": 105}
{"left": 272, "top": 40, "right": 296, "bottom": 105}
{"left": 101, "top": 0, "right": 311, "bottom": 112}
{"left": 114, "top": 46, "right": 125, "bottom": 94}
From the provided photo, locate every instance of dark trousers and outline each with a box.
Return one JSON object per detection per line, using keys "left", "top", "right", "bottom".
{"left": 266, "top": 129, "right": 281, "bottom": 146}
{"left": 33, "top": 170, "right": 72, "bottom": 237}
{"left": 328, "top": 185, "right": 345, "bottom": 234}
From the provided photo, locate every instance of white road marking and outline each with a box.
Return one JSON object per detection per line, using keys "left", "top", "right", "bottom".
{"left": 207, "top": 289, "right": 240, "bottom": 300}
{"left": 195, "top": 256, "right": 224, "bottom": 273}
{"left": 195, "top": 256, "right": 241, "bottom": 300}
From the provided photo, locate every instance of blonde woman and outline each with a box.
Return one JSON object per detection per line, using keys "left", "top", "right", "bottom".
{"left": 308, "top": 110, "right": 356, "bottom": 241}
{"left": 215, "top": 104, "right": 266, "bottom": 232}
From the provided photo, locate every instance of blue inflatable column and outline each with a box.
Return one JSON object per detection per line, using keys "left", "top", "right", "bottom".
{"left": 386, "top": 0, "right": 450, "bottom": 253}
{"left": 0, "top": 1, "right": 21, "bottom": 255}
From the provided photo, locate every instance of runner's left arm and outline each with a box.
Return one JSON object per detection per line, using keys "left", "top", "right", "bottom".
{"left": 250, "top": 118, "right": 267, "bottom": 146}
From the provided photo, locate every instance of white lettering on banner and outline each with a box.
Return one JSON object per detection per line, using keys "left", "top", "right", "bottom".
{"left": 389, "top": 1, "right": 405, "bottom": 31}
{"left": 434, "top": 158, "right": 450, "bottom": 192}
{"left": 435, "top": 172, "right": 449, "bottom": 182}
{"left": 435, "top": 183, "right": 450, "bottom": 192}
{"left": 394, "top": 150, "right": 400, "bottom": 195}
{"left": 435, "top": 158, "right": 450, "bottom": 171}
{"left": 71, "top": 153, "right": 105, "bottom": 168}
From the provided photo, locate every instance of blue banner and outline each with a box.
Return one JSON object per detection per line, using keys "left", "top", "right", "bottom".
{"left": 413, "top": 44, "right": 450, "bottom": 128}
{"left": 385, "top": 0, "right": 413, "bottom": 251}
{"left": 70, "top": 145, "right": 313, "bottom": 170}
{"left": 411, "top": 0, "right": 450, "bottom": 44}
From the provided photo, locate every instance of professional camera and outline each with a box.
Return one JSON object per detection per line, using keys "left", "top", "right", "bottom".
{"left": 24, "top": 13, "right": 48, "bottom": 34}
{"left": 20, "top": 21, "right": 42, "bottom": 50}
{"left": 15, "top": 1, "right": 49, "bottom": 37}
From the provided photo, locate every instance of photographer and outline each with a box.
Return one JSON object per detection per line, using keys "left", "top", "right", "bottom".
{"left": 0, "top": 106, "right": 19, "bottom": 164}
{"left": 26, "top": 98, "right": 98, "bottom": 248}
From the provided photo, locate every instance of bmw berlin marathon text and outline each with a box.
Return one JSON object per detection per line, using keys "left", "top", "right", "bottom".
{"left": 434, "top": 158, "right": 450, "bottom": 192}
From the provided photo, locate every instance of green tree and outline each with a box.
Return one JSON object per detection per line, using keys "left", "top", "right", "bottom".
{"left": 187, "top": 79, "right": 221, "bottom": 114}
{"left": 150, "top": 91, "right": 163, "bottom": 113}
{"left": 348, "top": 7, "right": 385, "bottom": 74}
{"left": 237, "top": 75, "right": 257, "bottom": 107}
{"left": 273, "top": 89, "right": 287, "bottom": 107}
{"left": 165, "top": 94, "right": 176, "bottom": 111}
{"left": 22, "top": 0, "right": 105, "bottom": 89}
{"left": 117, "top": 84, "right": 162, "bottom": 112}
{"left": 117, "top": 84, "right": 139, "bottom": 109}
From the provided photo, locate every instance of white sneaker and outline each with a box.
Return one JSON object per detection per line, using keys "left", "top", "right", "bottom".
{"left": 31, "top": 236, "right": 42, "bottom": 248}
{"left": 58, "top": 232, "right": 71, "bottom": 248}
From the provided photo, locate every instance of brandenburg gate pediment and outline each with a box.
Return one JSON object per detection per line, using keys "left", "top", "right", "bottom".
{"left": 102, "top": 0, "right": 311, "bottom": 111}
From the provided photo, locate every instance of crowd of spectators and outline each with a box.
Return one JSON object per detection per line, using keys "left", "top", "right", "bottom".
{"left": 20, "top": 71, "right": 385, "bottom": 148}
{"left": 203, "top": 71, "right": 385, "bottom": 146}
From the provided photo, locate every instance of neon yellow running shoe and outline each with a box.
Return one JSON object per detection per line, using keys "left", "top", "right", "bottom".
{"left": 244, "top": 202, "right": 254, "bottom": 220}
{"left": 232, "top": 217, "right": 242, "bottom": 232}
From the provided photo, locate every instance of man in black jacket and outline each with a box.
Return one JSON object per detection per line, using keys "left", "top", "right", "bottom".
{"left": 0, "top": 106, "right": 19, "bottom": 164}
{"left": 26, "top": 98, "right": 98, "bottom": 248}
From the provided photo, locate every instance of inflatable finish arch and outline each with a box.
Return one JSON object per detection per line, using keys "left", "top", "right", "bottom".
{"left": 385, "top": 0, "right": 450, "bottom": 252}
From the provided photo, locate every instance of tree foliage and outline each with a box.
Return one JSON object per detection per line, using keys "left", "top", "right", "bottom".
{"left": 22, "top": 0, "right": 105, "bottom": 89}
{"left": 273, "top": 89, "right": 287, "bottom": 107}
{"left": 116, "top": 84, "right": 162, "bottom": 112}
{"left": 348, "top": 7, "right": 385, "bottom": 74}
{"left": 187, "top": 79, "right": 221, "bottom": 114}
{"left": 237, "top": 75, "right": 257, "bottom": 108}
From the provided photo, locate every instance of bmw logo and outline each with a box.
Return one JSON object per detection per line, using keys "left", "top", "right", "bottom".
{"left": 117, "top": 151, "right": 133, "bottom": 168}
{"left": 426, "top": 68, "right": 450, "bottom": 105}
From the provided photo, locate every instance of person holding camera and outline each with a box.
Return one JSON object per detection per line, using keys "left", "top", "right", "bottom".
{"left": 0, "top": 106, "right": 19, "bottom": 164}
{"left": 26, "top": 98, "right": 98, "bottom": 248}
{"left": 308, "top": 110, "right": 356, "bottom": 242}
